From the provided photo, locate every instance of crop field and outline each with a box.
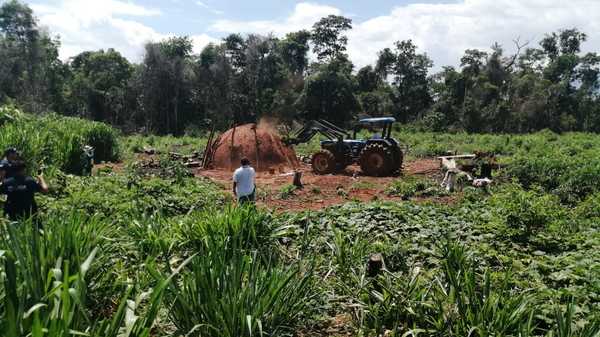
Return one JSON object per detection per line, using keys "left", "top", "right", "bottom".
{"left": 1, "top": 108, "right": 599, "bottom": 337}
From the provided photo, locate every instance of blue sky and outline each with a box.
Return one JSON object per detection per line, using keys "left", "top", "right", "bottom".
{"left": 142, "top": 0, "right": 453, "bottom": 35}
{"left": 20, "top": 0, "right": 600, "bottom": 69}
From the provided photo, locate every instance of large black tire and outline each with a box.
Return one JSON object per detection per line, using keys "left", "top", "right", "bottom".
{"left": 391, "top": 146, "right": 404, "bottom": 174}
{"left": 359, "top": 143, "right": 394, "bottom": 176}
{"left": 311, "top": 150, "right": 336, "bottom": 174}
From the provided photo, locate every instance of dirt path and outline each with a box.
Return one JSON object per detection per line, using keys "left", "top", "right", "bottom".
{"left": 195, "top": 158, "right": 441, "bottom": 212}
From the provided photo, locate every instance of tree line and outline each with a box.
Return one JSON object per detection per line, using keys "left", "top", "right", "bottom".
{"left": 1, "top": 0, "right": 599, "bottom": 134}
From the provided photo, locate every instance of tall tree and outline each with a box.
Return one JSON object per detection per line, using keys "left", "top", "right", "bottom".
{"left": 67, "top": 49, "right": 132, "bottom": 124}
{"left": 0, "top": 0, "right": 64, "bottom": 113}
{"left": 278, "top": 30, "right": 311, "bottom": 75}
{"left": 311, "top": 15, "right": 352, "bottom": 62}
{"left": 139, "top": 37, "right": 193, "bottom": 134}
{"left": 376, "top": 40, "right": 433, "bottom": 122}
{"left": 299, "top": 58, "right": 359, "bottom": 125}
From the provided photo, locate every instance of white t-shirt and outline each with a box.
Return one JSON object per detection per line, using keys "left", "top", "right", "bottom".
{"left": 233, "top": 165, "right": 256, "bottom": 197}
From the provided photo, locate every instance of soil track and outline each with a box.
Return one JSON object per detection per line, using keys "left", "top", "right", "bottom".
{"left": 195, "top": 158, "right": 442, "bottom": 211}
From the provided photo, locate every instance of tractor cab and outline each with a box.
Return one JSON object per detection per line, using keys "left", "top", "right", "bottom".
{"left": 353, "top": 117, "right": 396, "bottom": 140}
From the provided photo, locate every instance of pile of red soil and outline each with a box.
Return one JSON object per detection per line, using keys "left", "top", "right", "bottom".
{"left": 210, "top": 123, "right": 299, "bottom": 172}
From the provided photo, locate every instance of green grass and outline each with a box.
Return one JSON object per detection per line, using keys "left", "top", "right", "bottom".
{"left": 386, "top": 176, "right": 446, "bottom": 199}
{"left": 0, "top": 106, "right": 120, "bottom": 175}
{"left": 2, "top": 110, "right": 600, "bottom": 336}
{"left": 121, "top": 134, "right": 207, "bottom": 160}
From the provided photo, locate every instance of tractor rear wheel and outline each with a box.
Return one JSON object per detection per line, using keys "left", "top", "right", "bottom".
{"left": 311, "top": 150, "right": 336, "bottom": 174}
{"left": 359, "top": 144, "right": 393, "bottom": 176}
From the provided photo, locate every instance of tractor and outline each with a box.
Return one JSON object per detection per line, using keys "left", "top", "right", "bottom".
{"left": 284, "top": 117, "right": 403, "bottom": 176}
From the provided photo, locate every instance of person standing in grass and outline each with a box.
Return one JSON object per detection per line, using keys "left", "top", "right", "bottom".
{"left": 0, "top": 161, "right": 49, "bottom": 221}
{"left": 0, "top": 147, "right": 20, "bottom": 180}
{"left": 233, "top": 157, "right": 256, "bottom": 205}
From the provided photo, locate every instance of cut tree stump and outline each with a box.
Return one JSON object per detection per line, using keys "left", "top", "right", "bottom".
{"left": 366, "top": 253, "right": 384, "bottom": 277}
{"left": 293, "top": 171, "right": 303, "bottom": 188}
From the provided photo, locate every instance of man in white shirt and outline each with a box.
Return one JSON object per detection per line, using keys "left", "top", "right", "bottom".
{"left": 233, "top": 157, "right": 256, "bottom": 204}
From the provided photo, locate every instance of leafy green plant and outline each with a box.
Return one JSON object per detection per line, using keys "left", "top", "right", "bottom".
{"left": 356, "top": 243, "right": 536, "bottom": 336}
{"left": 386, "top": 176, "right": 445, "bottom": 199}
{"left": 0, "top": 109, "right": 120, "bottom": 174}
{"left": 162, "top": 208, "right": 315, "bottom": 337}
{"left": 0, "top": 214, "right": 190, "bottom": 337}
{"left": 279, "top": 184, "right": 298, "bottom": 199}
{"left": 489, "top": 184, "right": 566, "bottom": 239}
{"left": 165, "top": 250, "right": 314, "bottom": 337}
{"left": 548, "top": 300, "right": 600, "bottom": 337}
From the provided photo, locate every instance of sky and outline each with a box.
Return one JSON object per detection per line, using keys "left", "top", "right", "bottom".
{"left": 17, "top": 0, "right": 600, "bottom": 70}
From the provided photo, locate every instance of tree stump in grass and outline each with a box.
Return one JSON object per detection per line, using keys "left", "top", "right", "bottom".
{"left": 293, "top": 171, "right": 303, "bottom": 188}
{"left": 366, "top": 253, "right": 384, "bottom": 277}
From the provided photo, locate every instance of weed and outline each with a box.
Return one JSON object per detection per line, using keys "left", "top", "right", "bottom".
{"left": 279, "top": 183, "right": 298, "bottom": 199}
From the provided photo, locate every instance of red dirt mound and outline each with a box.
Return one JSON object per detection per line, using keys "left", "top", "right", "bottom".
{"left": 211, "top": 123, "right": 299, "bottom": 171}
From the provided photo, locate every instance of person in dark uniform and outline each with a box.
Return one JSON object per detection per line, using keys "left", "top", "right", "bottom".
{"left": 0, "top": 147, "right": 19, "bottom": 180}
{"left": 0, "top": 161, "right": 49, "bottom": 221}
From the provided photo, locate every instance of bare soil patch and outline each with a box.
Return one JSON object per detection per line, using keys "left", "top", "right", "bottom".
{"left": 195, "top": 158, "right": 443, "bottom": 211}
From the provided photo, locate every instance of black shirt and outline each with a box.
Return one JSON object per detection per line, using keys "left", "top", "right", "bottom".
{"left": 1, "top": 176, "right": 42, "bottom": 219}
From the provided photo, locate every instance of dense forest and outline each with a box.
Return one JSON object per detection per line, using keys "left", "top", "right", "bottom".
{"left": 1, "top": 0, "right": 599, "bottom": 134}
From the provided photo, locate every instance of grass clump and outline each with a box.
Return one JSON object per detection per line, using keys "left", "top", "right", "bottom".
{"left": 386, "top": 176, "right": 445, "bottom": 199}
{"left": 279, "top": 184, "right": 299, "bottom": 199}
{"left": 162, "top": 207, "right": 316, "bottom": 337}
{"left": 0, "top": 106, "right": 120, "bottom": 174}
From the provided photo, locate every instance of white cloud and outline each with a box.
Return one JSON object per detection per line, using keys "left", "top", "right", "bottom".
{"left": 31, "top": 0, "right": 163, "bottom": 61}
{"left": 210, "top": 2, "right": 340, "bottom": 36}
{"left": 347, "top": 0, "right": 600, "bottom": 70}
{"left": 209, "top": 1, "right": 600, "bottom": 71}
{"left": 28, "top": 0, "right": 600, "bottom": 71}
{"left": 196, "top": 1, "right": 223, "bottom": 15}
{"left": 191, "top": 33, "right": 219, "bottom": 54}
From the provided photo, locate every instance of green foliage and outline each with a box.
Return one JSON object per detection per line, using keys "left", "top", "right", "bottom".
{"left": 2, "top": 0, "right": 600, "bottom": 135}
{"left": 489, "top": 184, "right": 566, "bottom": 238}
{"left": 0, "top": 213, "right": 187, "bottom": 337}
{"left": 0, "top": 107, "right": 120, "bottom": 174}
{"left": 386, "top": 176, "right": 445, "bottom": 199}
{"left": 311, "top": 15, "right": 352, "bottom": 61}
{"left": 45, "top": 172, "right": 227, "bottom": 220}
{"left": 278, "top": 196, "right": 600, "bottom": 333}
{"left": 279, "top": 183, "right": 298, "bottom": 200}
{"left": 356, "top": 243, "right": 536, "bottom": 336}
{"left": 157, "top": 207, "right": 315, "bottom": 337}
{"left": 301, "top": 60, "right": 360, "bottom": 125}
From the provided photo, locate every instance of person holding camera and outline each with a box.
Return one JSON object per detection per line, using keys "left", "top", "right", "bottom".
{"left": 0, "top": 161, "right": 49, "bottom": 221}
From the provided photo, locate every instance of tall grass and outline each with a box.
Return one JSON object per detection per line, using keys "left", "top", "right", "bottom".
{"left": 0, "top": 213, "right": 190, "bottom": 337}
{"left": 162, "top": 207, "right": 316, "bottom": 337}
{"left": 356, "top": 243, "right": 536, "bottom": 336}
{"left": 0, "top": 106, "right": 120, "bottom": 174}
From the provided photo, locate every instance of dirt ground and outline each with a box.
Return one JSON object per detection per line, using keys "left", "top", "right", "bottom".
{"left": 195, "top": 158, "right": 442, "bottom": 212}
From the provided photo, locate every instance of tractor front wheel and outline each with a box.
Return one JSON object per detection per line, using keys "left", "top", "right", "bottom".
{"left": 360, "top": 144, "right": 393, "bottom": 176}
{"left": 311, "top": 150, "right": 336, "bottom": 174}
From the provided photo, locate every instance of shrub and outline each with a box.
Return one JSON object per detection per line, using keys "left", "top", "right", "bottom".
{"left": 356, "top": 243, "right": 536, "bottom": 336}
{"left": 164, "top": 207, "right": 315, "bottom": 337}
{"left": 489, "top": 184, "right": 566, "bottom": 238}
{"left": 0, "top": 107, "right": 120, "bottom": 175}
{"left": 386, "top": 176, "right": 445, "bottom": 200}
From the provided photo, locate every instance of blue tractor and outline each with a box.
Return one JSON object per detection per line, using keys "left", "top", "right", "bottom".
{"left": 284, "top": 117, "right": 403, "bottom": 176}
